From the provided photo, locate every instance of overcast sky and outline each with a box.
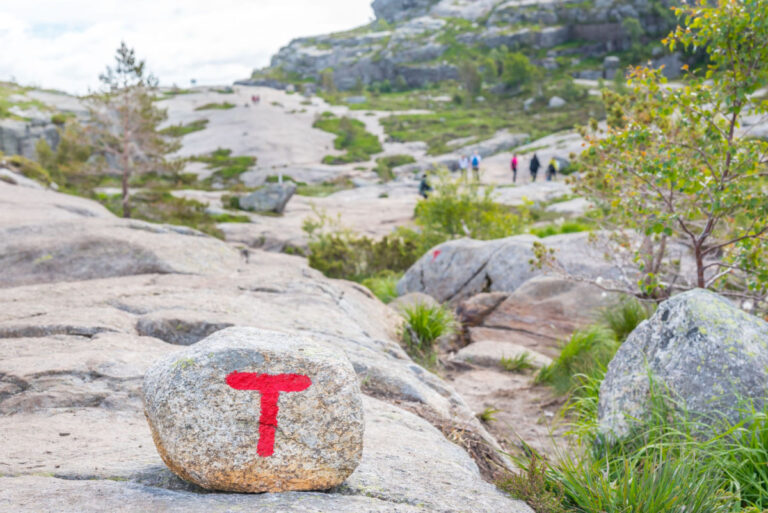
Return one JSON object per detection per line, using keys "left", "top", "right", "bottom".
{"left": 0, "top": 1, "right": 373, "bottom": 95}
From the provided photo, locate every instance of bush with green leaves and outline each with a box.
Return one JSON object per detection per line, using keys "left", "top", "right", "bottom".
{"left": 373, "top": 154, "right": 415, "bottom": 181}
{"left": 401, "top": 302, "right": 455, "bottom": 368}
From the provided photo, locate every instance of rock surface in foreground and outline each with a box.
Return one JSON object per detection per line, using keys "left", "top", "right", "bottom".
{"left": 599, "top": 289, "right": 768, "bottom": 439}
{"left": 143, "top": 327, "right": 363, "bottom": 492}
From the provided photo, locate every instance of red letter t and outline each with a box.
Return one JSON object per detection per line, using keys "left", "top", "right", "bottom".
{"left": 226, "top": 372, "right": 312, "bottom": 457}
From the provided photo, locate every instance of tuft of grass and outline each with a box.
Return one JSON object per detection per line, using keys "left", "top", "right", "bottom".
{"left": 536, "top": 325, "right": 618, "bottom": 395}
{"left": 401, "top": 302, "right": 455, "bottom": 368}
{"left": 295, "top": 177, "right": 355, "bottom": 197}
{"left": 160, "top": 119, "right": 208, "bottom": 137}
{"left": 530, "top": 220, "right": 591, "bottom": 238}
{"left": 498, "top": 457, "right": 567, "bottom": 513}
{"left": 195, "top": 102, "right": 235, "bottom": 111}
{"left": 500, "top": 352, "right": 536, "bottom": 373}
{"left": 599, "top": 296, "right": 654, "bottom": 343}
{"left": 374, "top": 154, "right": 416, "bottom": 181}
{"left": 477, "top": 407, "right": 501, "bottom": 423}
{"left": 361, "top": 270, "right": 402, "bottom": 304}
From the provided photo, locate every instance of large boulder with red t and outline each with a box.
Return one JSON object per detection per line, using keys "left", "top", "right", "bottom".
{"left": 142, "top": 327, "right": 364, "bottom": 492}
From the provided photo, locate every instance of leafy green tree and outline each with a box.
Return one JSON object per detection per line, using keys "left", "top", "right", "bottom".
{"left": 86, "top": 42, "right": 178, "bottom": 217}
{"left": 501, "top": 51, "right": 537, "bottom": 90}
{"left": 458, "top": 60, "right": 482, "bottom": 100}
{"left": 574, "top": 0, "right": 768, "bottom": 304}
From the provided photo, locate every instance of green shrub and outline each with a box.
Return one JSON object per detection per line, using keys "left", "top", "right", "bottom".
{"left": 194, "top": 102, "right": 234, "bottom": 111}
{"left": 374, "top": 154, "right": 415, "bottom": 181}
{"left": 530, "top": 221, "right": 591, "bottom": 238}
{"left": 361, "top": 271, "right": 402, "bottom": 303}
{"left": 414, "top": 172, "right": 530, "bottom": 247}
{"left": 1, "top": 153, "right": 52, "bottom": 185}
{"left": 401, "top": 302, "right": 455, "bottom": 368}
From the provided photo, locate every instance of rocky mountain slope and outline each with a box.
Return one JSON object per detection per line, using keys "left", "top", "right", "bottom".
{"left": 0, "top": 173, "right": 532, "bottom": 512}
{"left": 265, "top": 0, "right": 678, "bottom": 89}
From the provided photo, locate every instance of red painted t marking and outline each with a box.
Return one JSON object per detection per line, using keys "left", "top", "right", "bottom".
{"left": 226, "top": 372, "right": 312, "bottom": 457}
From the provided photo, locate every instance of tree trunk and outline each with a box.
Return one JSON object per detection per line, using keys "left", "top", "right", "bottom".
{"left": 121, "top": 168, "right": 131, "bottom": 218}
{"left": 695, "top": 244, "right": 705, "bottom": 289}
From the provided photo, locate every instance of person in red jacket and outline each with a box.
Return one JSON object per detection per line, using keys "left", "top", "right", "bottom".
{"left": 511, "top": 154, "right": 518, "bottom": 183}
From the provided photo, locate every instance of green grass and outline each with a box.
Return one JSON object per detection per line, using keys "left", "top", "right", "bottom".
{"left": 94, "top": 190, "right": 226, "bottom": 238}
{"left": 401, "top": 302, "right": 455, "bottom": 369}
{"left": 361, "top": 270, "right": 402, "bottom": 303}
{"left": 0, "top": 82, "right": 51, "bottom": 120}
{"left": 374, "top": 154, "right": 416, "bottom": 181}
{"left": 160, "top": 119, "right": 208, "bottom": 137}
{"left": 313, "top": 113, "right": 383, "bottom": 164}
{"left": 477, "top": 407, "right": 501, "bottom": 423}
{"left": 536, "top": 297, "right": 651, "bottom": 396}
{"left": 191, "top": 148, "right": 256, "bottom": 183}
{"left": 194, "top": 102, "right": 235, "bottom": 111}
{"left": 530, "top": 220, "right": 592, "bottom": 238}
{"left": 500, "top": 352, "right": 536, "bottom": 373}
{"left": 296, "top": 177, "right": 355, "bottom": 197}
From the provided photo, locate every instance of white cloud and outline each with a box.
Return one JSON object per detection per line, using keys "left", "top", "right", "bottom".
{"left": 0, "top": 0, "right": 374, "bottom": 94}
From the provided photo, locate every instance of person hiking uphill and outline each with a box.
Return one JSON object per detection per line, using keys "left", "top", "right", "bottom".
{"left": 511, "top": 154, "right": 518, "bottom": 183}
{"left": 530, "top": 153, "right": 541, "bottom": 182}
{"left": 471, "top": 152, "right": 481, "bottom": 181}
{"left": 419, "top": 174, "right": 432, "bottom": 198}
{"left": 458, "top": 155, "right": 469, "bottom": 179}
{"left": 547, "top": 157, "right": 557, "bottom": 181}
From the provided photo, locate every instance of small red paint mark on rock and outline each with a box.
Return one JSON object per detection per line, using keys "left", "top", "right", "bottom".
{"left": 432, "top": 249, "right": 441, "bottom": 261}
{"left": 226, "top": 372, "right": 312, "bottom": 457}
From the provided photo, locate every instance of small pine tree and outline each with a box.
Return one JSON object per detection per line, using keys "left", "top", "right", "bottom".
{"left": 86, "top": 42, "right": 179, "bottom": 217}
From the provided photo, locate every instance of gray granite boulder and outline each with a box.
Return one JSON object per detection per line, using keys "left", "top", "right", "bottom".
{"left": 239, "top": 183, "right": 296, "bottom": 214}
{"left": 598, "top": 289, "right": 768, "bottom": 439}
{"left": 143, "top": 327, "right": 364, "bottom": 492}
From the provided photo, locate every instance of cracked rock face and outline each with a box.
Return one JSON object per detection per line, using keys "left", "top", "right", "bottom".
{"left": 143, "top": 327, "right": 364, "bottom": 492}
{"left": 599, "top": 289, "right": 768, "bottom": 440}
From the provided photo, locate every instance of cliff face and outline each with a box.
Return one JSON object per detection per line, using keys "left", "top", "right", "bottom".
{"left": 266, "top": 0, "right": 677, "bottom": 90}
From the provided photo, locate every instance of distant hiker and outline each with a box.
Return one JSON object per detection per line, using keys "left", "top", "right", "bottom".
{"left": 471, "top": 152, "right": 481, "bottom": 181}
{"left": 511, "top": 154, "right": 518, "bottom": 183}
{"left": 458, "top": 155, "right": 470, "bottom": 178}
{"left": 547, "top": 158, "right": 557, "bottom": 181}
{"left": 530, "top": 153, "right": 541, "bottom": 182}
{"left": 251, "top": 95, "right": 260, "bottom": 104}
{"left": 419, "top": 174, "right": 432, "bottom": 198}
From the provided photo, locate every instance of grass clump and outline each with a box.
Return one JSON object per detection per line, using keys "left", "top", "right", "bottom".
{"left": 401, "top": 302, "right": 455, "bottom": 368}
{"left": 160, "top": 119, "right": 208, "bottom": 137}
{"left": 477, "top": 407, "right": 501, "bottom": 423}
{"left": 536, "top": 297, "right": 652, "bottom": 396}
{"left": 313, "top": 112, "right": 383, "bottom": 164}
{"left": 194, "top": 102, "right": 235, "bottom": 111}
{"left": 95, "top": 190, "right": 225, "bottom": 238}
{"left": 530, "top": 220, "right": 591, "bottom": 238}
{"left": 295, "top": 177, "right": 355, "bottom": 197}
{"left": 0, "top": 153, "right": 53, "bottom": 185}
{"left": 374, "top": 154, "right": 415, "bottom": 181}
{"left": 500, "top": 352, "right": 536, "bottom": 373}
{"left": 361, "top": 270, "right": 402, "bottom": 303}
{"left": 191, "top": 148, "right": 256, "bottom": 184}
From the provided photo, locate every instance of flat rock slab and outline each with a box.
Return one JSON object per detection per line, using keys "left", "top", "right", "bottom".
{"left": 452, "top": 340, "right": 552, "bottom": 369}
{"left": 143, "top": 327, "right": 364, "bottom": 492}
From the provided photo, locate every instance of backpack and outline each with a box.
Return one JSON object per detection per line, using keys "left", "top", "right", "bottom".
{"left": 471, "top": 156, "right": 479, "bottom": 167}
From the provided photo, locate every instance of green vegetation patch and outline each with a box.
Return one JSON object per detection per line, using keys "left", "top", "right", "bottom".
{"left": 191, "top": 148, "right": 256, "bottom": 183}
{"left": 194, "top": 102, "right": 235, "bottom": 111}
{"left": 361, "top": 270, "right": 402, "bottom": 303}
{"left": 94, "top": 190, "right": 226, "bottom": 238}
{"left": 313, "top": 113, "right": 383, "bottom": 164}
{"left": 401, "top": 302, "right": 456, "bottom": 369}
{"left": 374, "top": 154, "right": 416, "bottom": 181}
{"left": 0, "top": 82, "right": 51, "bottom": 120}
{"left": 160, "top": 119, "right": 209, "bottom": 137}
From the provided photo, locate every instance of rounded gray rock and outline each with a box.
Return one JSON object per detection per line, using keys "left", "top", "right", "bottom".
{"left": 142, "top": 327, "right": 364, "bottom": 492}
{"left": 598, "top": 289, "right": 768, "bottom": 439}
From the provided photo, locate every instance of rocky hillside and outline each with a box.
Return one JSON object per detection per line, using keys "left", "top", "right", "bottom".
{"left": 264, "top": 0, "right": 678, "bottom": 90}
{"left": 0, "top": 170, "right": 533, "bottom": 512}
